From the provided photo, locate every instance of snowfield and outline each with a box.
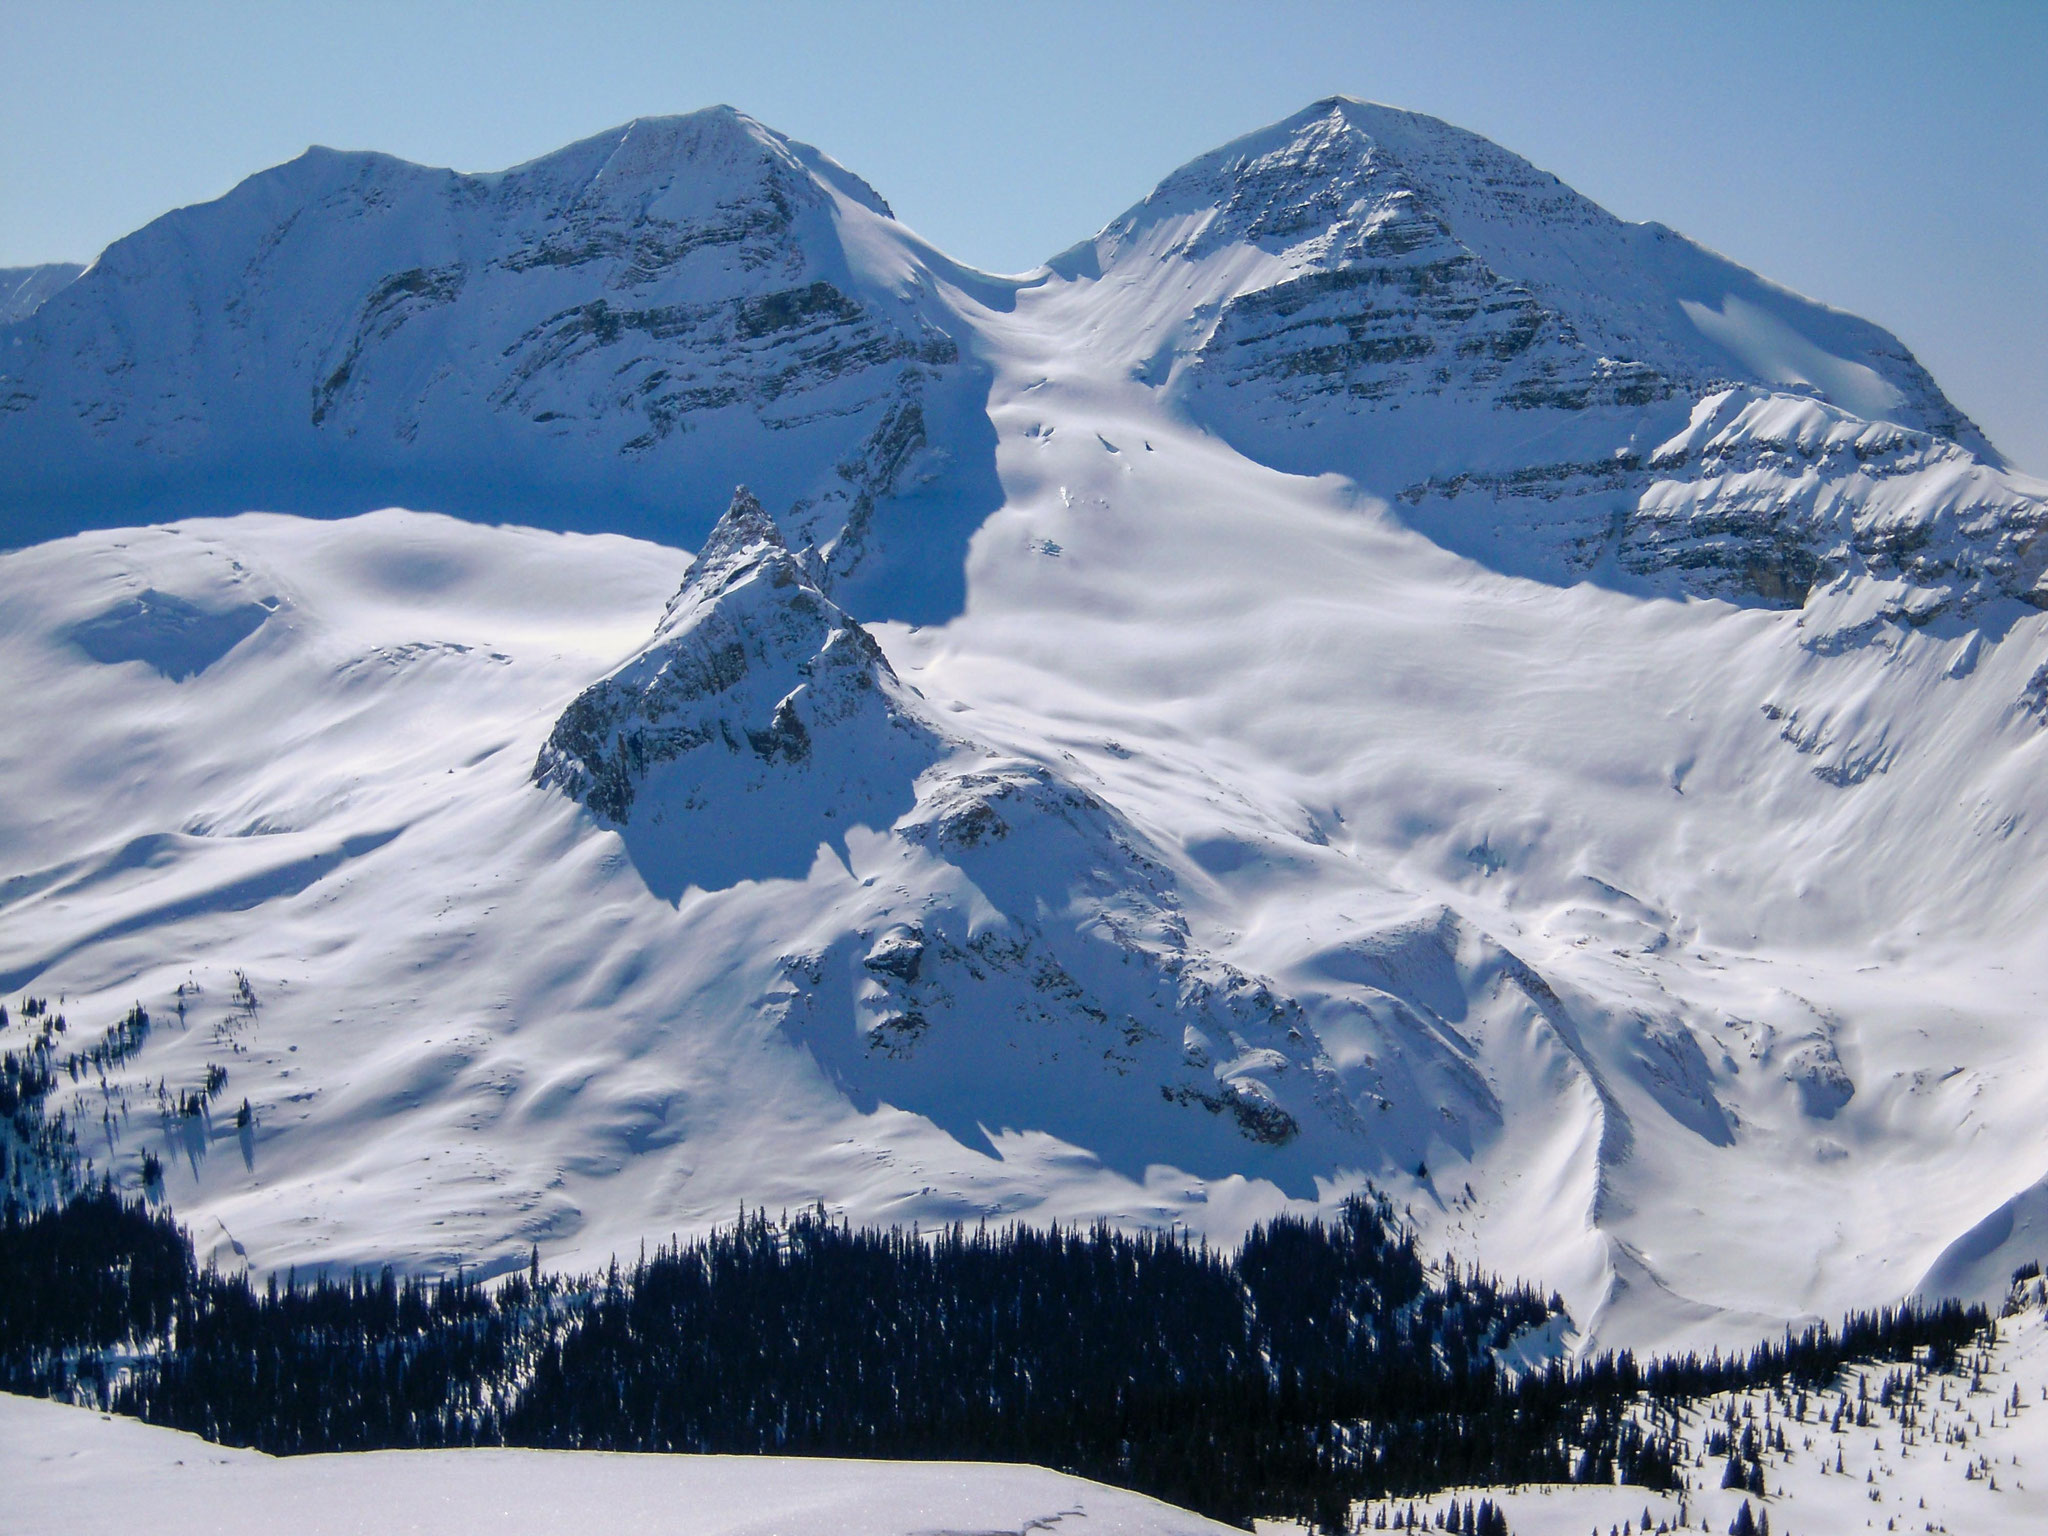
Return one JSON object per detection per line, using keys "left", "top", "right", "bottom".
{"left": 5, "top": 99, "right": 2048, "bottom": 1355}
{"left": 0, "top": 1390, "right": 1235, "bottom": 1536}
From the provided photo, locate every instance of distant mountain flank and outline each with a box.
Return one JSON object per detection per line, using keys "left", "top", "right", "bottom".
{"left": 0, "top": 264, "right": 82, "bottom": 326}
{"left": 1057, "top": 98, "right": 2041, "bottom": 613}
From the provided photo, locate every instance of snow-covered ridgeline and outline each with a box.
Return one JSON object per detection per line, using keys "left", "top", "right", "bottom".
{"left": 0, "top": 263, "right": 82, "bottom": 325}
{"left": 0, "top": 108, "right": 1000, "bottom": 597}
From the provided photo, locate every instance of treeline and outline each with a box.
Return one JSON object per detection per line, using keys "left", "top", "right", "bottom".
{"left": 3, "top": 998, "right": 162, "bottom": 1207}
{"left": 129, "top": 1255, "right": 525, "bottom": 1450}
{"left": 499, "top": 1201, "right": 1559, "bottom": 1524}
{"left": 0, "top": 1185, "right": 1991, "bottom": 1531}
{"left": 0, "top": 1185, "right": 188, "bottom": 1393}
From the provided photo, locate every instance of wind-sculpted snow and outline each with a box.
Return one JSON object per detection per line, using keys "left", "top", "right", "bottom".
{"left": 7, "top": 102, "right": 2048, "bottom": 1355}
{"left": 64, "top": 588, "right": 276, "bottom": 681}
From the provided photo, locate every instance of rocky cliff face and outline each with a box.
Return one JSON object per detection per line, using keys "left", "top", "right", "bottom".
{"left": 1396, "top": 387, "right": 2048, "bottom": 610}
{"left": 534, "top": 485, "right": 934, "bottom": 836}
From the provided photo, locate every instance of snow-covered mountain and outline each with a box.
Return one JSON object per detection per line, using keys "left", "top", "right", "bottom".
{"left": 1053, "top": 100, "right": 2041, "bottom": 612}
{"left": 6, "top": 98, "right": 2048, "bottom": 1355}
{"left": 0, "top": 110, "right": 1001, "bottom": 615}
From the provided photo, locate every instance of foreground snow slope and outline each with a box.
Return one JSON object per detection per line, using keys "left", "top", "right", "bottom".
{"left": 0, "top": 1392, "right": 1233, "bottom": 1536}
{"left": 6, "top": 99, "right": 2048, "bottom": 1352}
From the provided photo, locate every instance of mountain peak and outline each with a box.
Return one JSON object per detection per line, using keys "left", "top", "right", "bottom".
{"left": 1094, "top": 95, "right": 1596, "bottom": 265}
{"left": 1077, "top": 96, "right": 1992, "bottom": 464}
{"left": 682, "top": 485, "right": 788, "bottom": 594}
{"left": 501, "top": 106, "right": 895, "bottom": 223}
{"left": 0, "top": 100, "right": 953, "bottom": 550}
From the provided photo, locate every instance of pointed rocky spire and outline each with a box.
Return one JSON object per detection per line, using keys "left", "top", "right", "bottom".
{"left": 680, "top": 485, "right": 787, "bottom": 594}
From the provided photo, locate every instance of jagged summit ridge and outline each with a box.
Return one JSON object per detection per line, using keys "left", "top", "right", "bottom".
{"left": 678, "top": 483, "right": 793, "bottom": 592}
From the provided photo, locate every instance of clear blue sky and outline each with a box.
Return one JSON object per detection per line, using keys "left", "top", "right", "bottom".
{"left": 4, "top": 0, "right": 2043, "bottom": 470}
